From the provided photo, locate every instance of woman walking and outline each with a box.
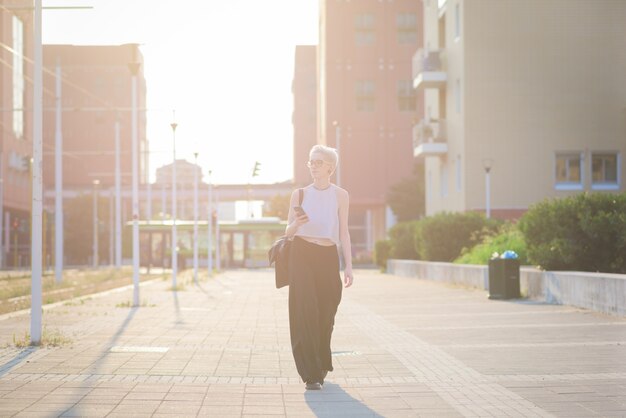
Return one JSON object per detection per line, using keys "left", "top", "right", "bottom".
{"left": 284, "top": 144, "right": 354, "bottom": 390}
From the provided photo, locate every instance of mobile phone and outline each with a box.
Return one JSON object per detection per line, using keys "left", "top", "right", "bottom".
{"left": 293, "top": 206, "right": 307, "bottom": 217}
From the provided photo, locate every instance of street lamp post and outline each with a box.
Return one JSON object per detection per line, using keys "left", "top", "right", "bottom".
{"left": 30, "top": 0, "right": 43, "bottom": 345}
{"left": 483, "top": 159, "right": 493, "bottom": 219}
{"left": 170, "top": 115, "right": 178, "bottom": 288}
{"left": 0, "top": 174, "right": 3, "bottom": 270}
{"left": 92, "top": 179, "right": 100, "bottom": 268}
{"left": 215, "top": 189, "right": 220, "bottom": 271}
{"left": 128, "top": 56, "right": 141, "bottom": 307}
{"left": 109, "top": 190, "right": 113, "bottom": 266}
{"left": 193, "top": 152, "right": 199, "bottom": 284}
{"left": 146, "top": 143, "right": 152, "bottom": 223}
{"left": 114, "top": 119, "right": 122, "bottom": 269}
{"left": 207, "top": 170, "right": 213, "bottom": 274}
{"left": 332, "top": 121, "right": 341, "bottom": 187}
{"left": 54, "top": 61, "right": 63, "bottom": 283}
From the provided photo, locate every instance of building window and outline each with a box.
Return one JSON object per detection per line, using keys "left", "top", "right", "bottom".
{"left": 355, "top": 80, "right": 375, "bottom": 111}
{"left": 397, "top": 13, "right": 417, "bottom": 44}
{"left": 12, "top": 16, "right": 24, "bottom": 139}
{"left": 591, "top": 152, "right": 620, "bottom": 190}
{"left": 555, "top": 152, "right": 583, "bottom": 190}
{"left": 427, "top": 169, "right": 432, "bottom": 200}
{"left": 454, "top": 3, "right": 461, "bottom": 41}
{"left": 355, "top": 13, "right": 375, "bottom": 46}
{"left": 397, "top": 80, "right": 416, "bottom": 112}
{"left": 440, "top": 162, "right": 448, "bottom": 197}
{"left": 455, "top": 79, "right": 461, "bottom": 113}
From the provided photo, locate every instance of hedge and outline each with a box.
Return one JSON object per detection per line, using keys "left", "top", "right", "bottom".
{"left": 415, "top": 212, "right": 499, "bottom": 262}
{"left": 519, "top": 192, "right": 626, "bottom": 273}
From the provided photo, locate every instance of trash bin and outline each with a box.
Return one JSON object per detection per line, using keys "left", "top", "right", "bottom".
{"left": 488, "top": 258, "right": 520, "bottom": 299}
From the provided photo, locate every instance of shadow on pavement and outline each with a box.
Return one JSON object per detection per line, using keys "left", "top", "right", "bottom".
{"left": 172, "top": 289, "right": 185, "bottom": 325}
{"left": 304, "top": 382, "right": 383, "bottom": 417}
{"left": 0, "top": 347, "right": 37, "bottom": 378}
{"left": 193, "top": 281, "right": 216, "bottom": 301}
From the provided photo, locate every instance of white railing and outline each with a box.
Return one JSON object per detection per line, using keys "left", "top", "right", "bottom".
{"left": 412, "top": 49, "right": 445, "bottom": 80}
{"left": 412, "top": 119, "right": 447, "bottom": 149}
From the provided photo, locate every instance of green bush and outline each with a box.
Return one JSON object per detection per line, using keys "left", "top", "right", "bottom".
{"left": 455, "top": 223, "right": 528, "bottom": 265}
{"left": 389, "top": 221, "right": 421, "bottom": 260}
{"left": 374, "top": 240, "right": 392, "bottom": 271}
{"left": 519, "top": 192, "right": 626, "bottom": 273}
{"left": 416, "top": 212, "right": 499, "bottom": 262}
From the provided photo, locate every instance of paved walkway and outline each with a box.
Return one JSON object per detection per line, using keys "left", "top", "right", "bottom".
{"left": 0, "top": 269, "right": 624, "bottom": 417}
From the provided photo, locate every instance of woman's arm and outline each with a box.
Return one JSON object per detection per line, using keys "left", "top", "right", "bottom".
{"left": 338, "top": 188, "right": 353, "bottom": 287}
{"left": 285, "top": 189, "right": 308, "bottom": 238}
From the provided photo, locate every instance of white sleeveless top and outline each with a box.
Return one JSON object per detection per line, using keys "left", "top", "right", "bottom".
{"left": 294, "top": 184, "right": 340, "bottom": 246}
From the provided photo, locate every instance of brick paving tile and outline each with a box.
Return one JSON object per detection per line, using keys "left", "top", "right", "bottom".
{"left": 0, "top": 269, "right": 623, "bottom": 417}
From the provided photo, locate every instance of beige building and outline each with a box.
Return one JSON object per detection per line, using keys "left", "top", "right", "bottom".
{"left": 415, "top": 0, "right": 626, "bottom": 218}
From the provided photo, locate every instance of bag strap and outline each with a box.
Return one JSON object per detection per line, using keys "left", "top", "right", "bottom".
{"left": 298, "top": 188, "right": 304, "bottom": 206}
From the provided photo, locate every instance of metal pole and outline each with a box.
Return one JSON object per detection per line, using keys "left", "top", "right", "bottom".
{"left": 171, "top": 116, "right": 178, "bottom": 288}
{"left": 161, "top": 182, "right": 166, "bottom": 221}
{"left": 109, "top": 190, "right": 113, "bottom": 266}
{"left": 92, "top": 180, "right": 99, "bottom": 268}
{"left": 114, "top": 120, "right": 122, "bottom": 269}
{"left": 146, "top": 142, "right": 152, "bottom": 223}
{"left": 54, "top": 61, "right": 63, "bottom": 283}
{"left": 215, "top": 190, "right": 220, "bottom": 271}
{"left": 129, "top": 60, "right": 140, "bottom": 307}
{"left": 193, "top": 152, "right": 198, "bottom": 284}
{"left": 485, "top": 168, "right": 491, "bottom": 219}
{"left": 207, "top": 170, "right": 212, "bottom": 274}
{"left": 30, "top": 0, "right": 43, "bottom": 345}
{"left": 0, "top": 168, "right": 4, "bottom": 270}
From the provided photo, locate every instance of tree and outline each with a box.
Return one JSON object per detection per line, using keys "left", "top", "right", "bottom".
{"left": 264, "top": 193, "right": 291, "bottom": 220}
{"left": 64, "top": 194, "right": 111, "bottom": 265}
{"left": 386, "top": 162, "right": 425, "bottom": 222}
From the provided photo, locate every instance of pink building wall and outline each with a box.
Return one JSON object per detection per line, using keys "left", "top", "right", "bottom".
{"left": 42, "top": 44, "right": 147, "bottom": 190}
{"left": 319, "top": 0, "right": 424, "bottom": 253}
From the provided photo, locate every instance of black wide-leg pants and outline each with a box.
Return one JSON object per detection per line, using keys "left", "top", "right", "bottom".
{"left": 288, "top": 237, "right": 342, "bottom": 384}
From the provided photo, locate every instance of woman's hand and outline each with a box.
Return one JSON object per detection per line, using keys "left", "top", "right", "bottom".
{"left": 343, "top": 267, "right": 353, "bottom": 288}
{"left": 293, "top": 213, "right": 309, "bottom": 227}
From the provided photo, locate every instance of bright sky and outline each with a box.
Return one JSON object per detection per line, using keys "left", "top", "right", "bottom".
{"left": 42, "top": 0, "right": 318, "bottom": 185}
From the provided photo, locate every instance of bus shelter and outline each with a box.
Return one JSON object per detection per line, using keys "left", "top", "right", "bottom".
{"left": 133, "top": 218, "right": 287, "bottom": 269}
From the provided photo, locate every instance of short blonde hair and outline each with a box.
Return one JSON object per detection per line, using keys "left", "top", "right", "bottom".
{"left": 309, "top": 144, "right": 338, "bottom": 170}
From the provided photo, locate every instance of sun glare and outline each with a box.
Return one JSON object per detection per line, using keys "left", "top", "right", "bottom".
{"left": 42, "top": 0, "right": 318, "bottom": 184}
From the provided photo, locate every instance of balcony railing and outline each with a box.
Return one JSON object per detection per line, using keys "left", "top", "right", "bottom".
{"left": 412, "top": 49, "right": 447, "bottom": 90}
{"left": 413, "top": 119, "right": 448, "bottom": 158}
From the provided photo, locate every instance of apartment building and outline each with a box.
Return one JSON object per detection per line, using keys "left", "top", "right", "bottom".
{"left": 0, "top": 1, "right": 33, "bottom": 268}
{"left": 319, "top": 0, "right": 423, "bottom": 256}
{"left": 42, "top": 44, "right": 147, "bottom": 191}
{"left": 415, "top": 0, "right": 626, "bottom": 218}
{"left": 292, "top": 45, "right": 318, "bottom": 186}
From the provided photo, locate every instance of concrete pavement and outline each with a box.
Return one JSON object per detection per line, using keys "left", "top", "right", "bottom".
{"left": 0, "top": 268, "right": 624, "bottom": 417}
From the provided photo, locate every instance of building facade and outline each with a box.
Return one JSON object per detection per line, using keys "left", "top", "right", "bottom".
{"left": 292, "top": 45, "right": 318, "bottom": 186}
{"left": 1, "top": 1, "right": 34, "bottom": 268}
{"left": 415, "top": 0, "right": 626, "bottom": 218}
{"left": 42, "top": 44, "right": 148, "bottom": 192}
{"left": 318, "top": 0, "right": 424, "bottom": 256}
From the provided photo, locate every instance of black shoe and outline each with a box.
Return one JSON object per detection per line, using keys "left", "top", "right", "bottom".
{"left": 305, "top": 381, "right": 322, "bottom": 390}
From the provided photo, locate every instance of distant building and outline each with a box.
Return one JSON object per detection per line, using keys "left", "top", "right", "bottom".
{"left": 0, "top": 2, "right": 34, "bottom": 268}
{"left": 292, "top": 45, "right": 318, "bottom": 186}
{"left": 42, "top": 44, "right": 148, "bottom": 192}
{"left": 416, "top": 0, "right": 626, "bottom": 217}
{"left": 318, "top": 0, "right": 424, "bottom": 256}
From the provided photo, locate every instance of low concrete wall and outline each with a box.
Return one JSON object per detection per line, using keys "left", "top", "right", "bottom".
{"left": 387, "top": 259, "right": 626, "bottom": 316}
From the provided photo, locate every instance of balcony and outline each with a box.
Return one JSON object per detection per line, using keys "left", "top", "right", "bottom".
{"left": 413, "top": 119, "right": 448, "bottom": 158}
{"left": 412, "top": 49, "right": 447, "bottom": 90}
